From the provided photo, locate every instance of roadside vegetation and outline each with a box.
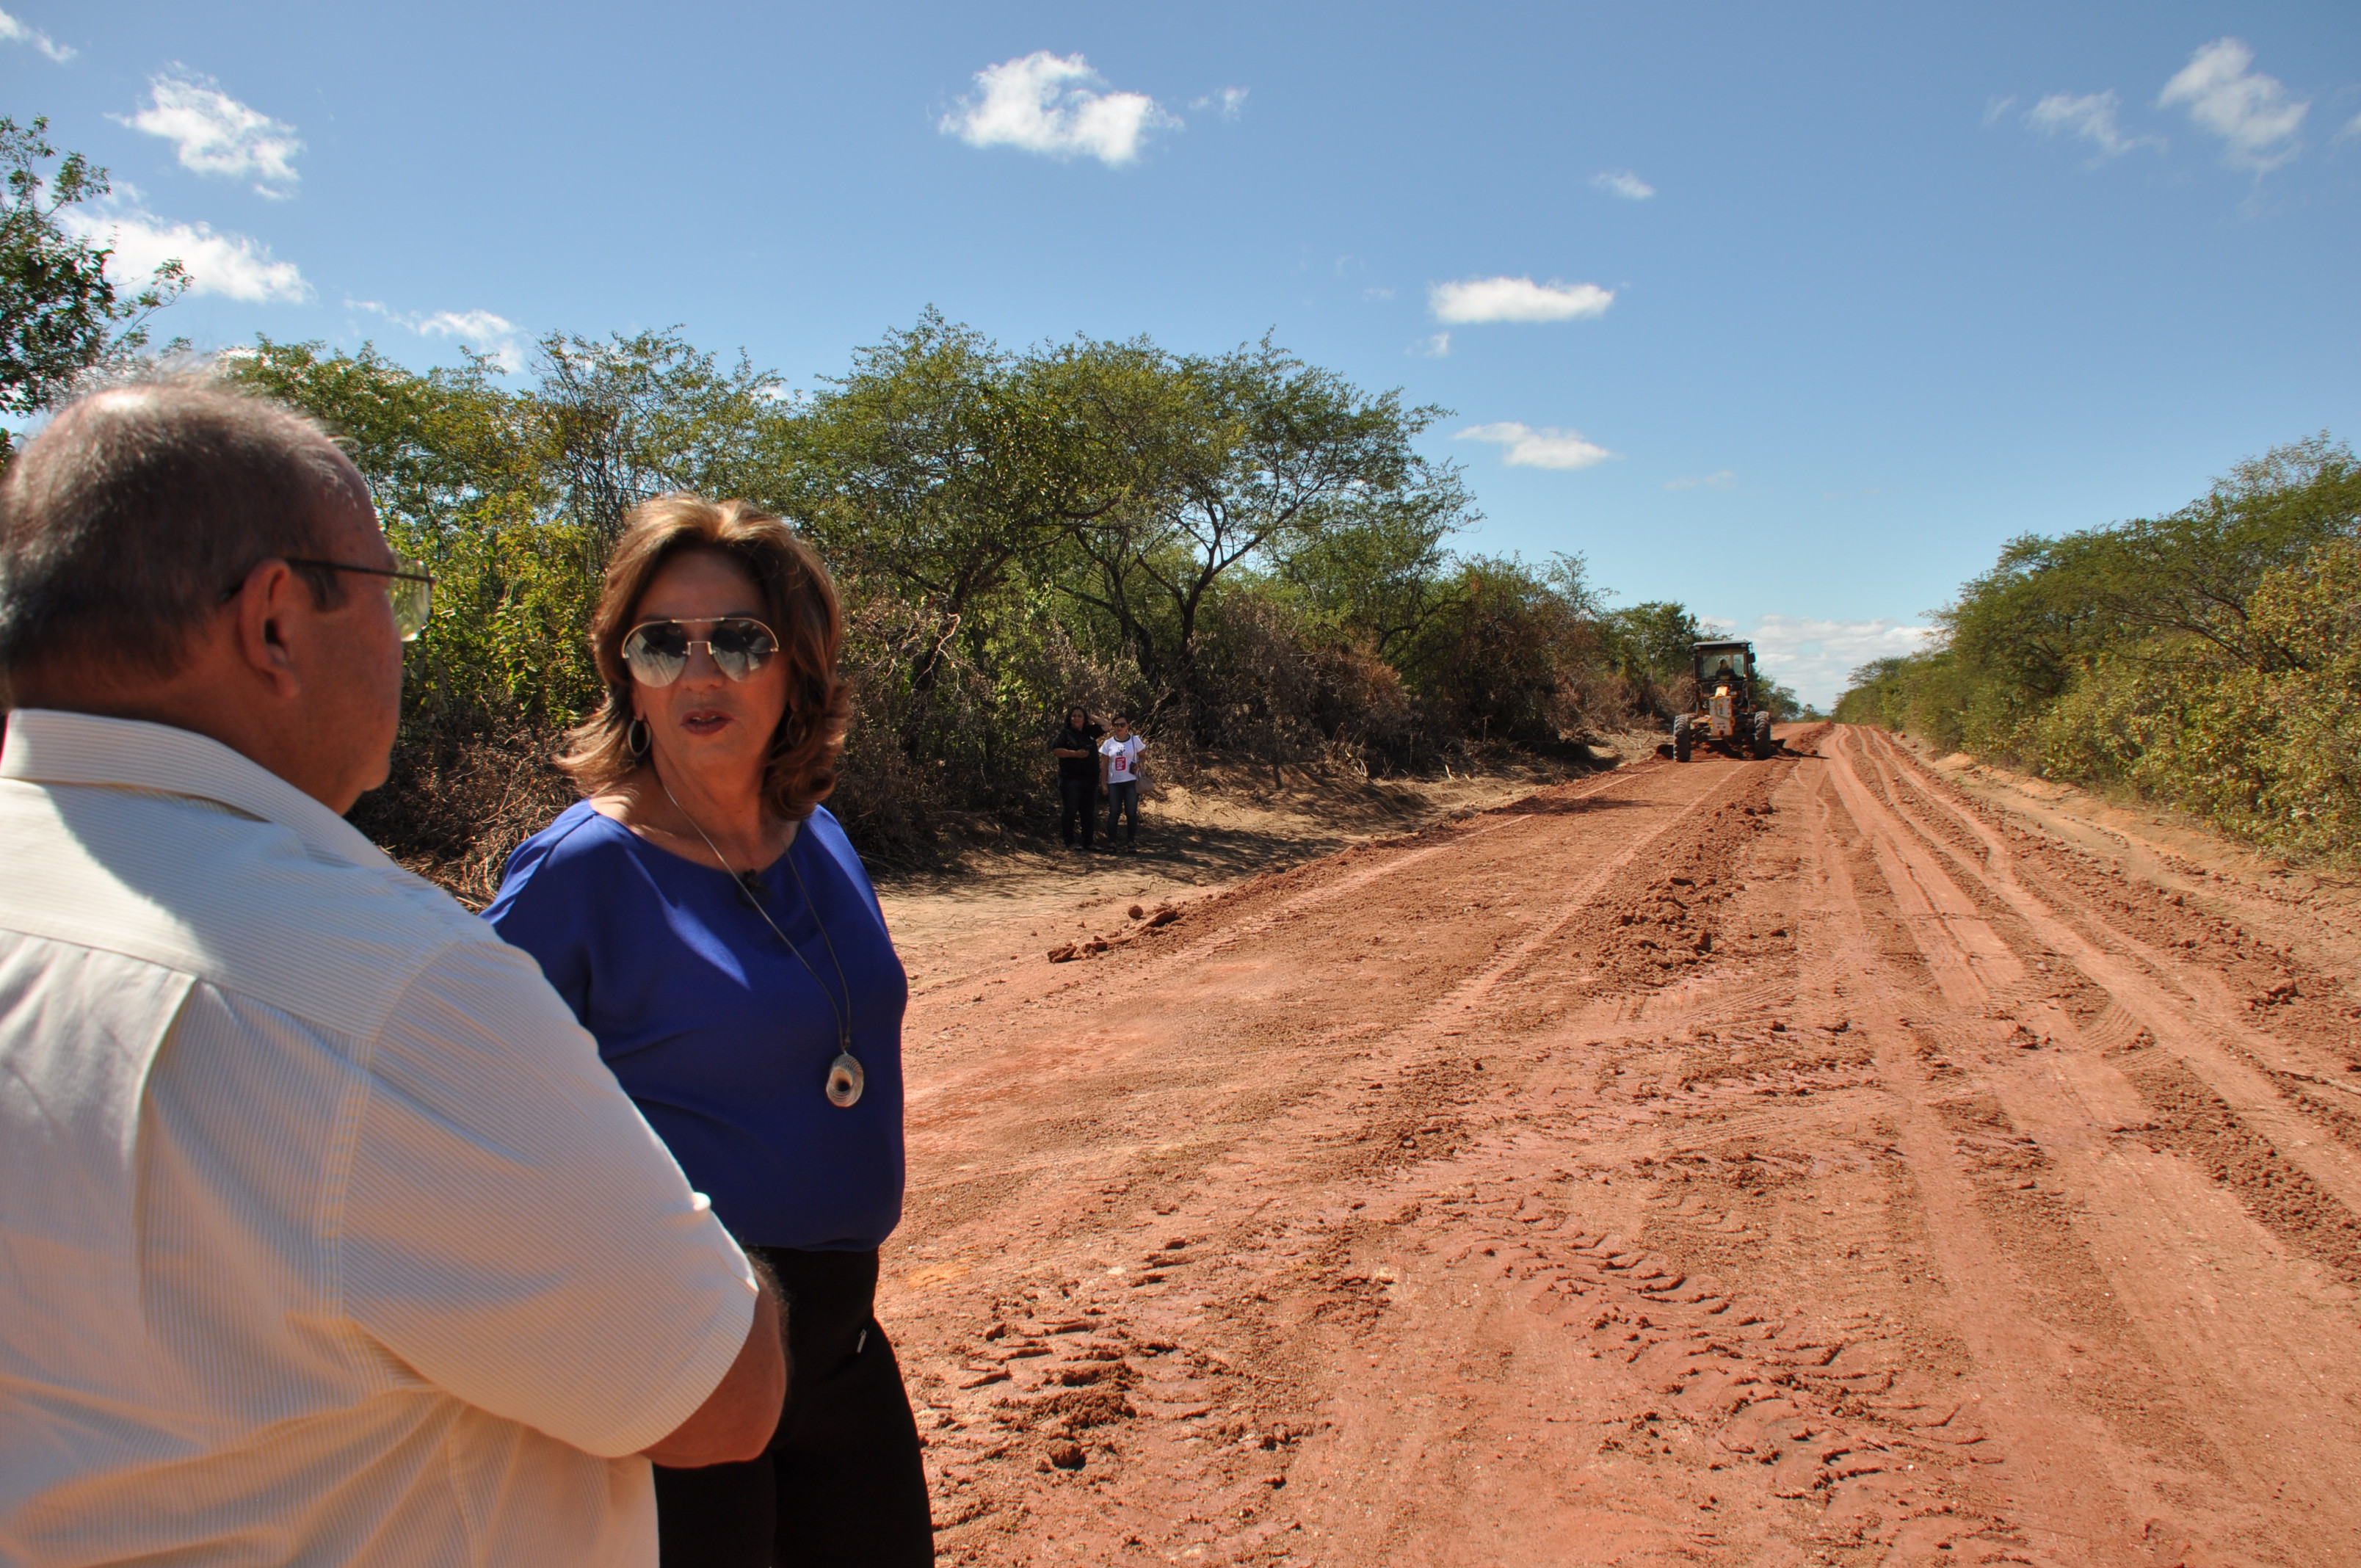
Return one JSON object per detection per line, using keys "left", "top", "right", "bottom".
{"left": 1836, "top": 435, "right": 2361, "bottom": 868}
{"left": 208, "top": 320, "right": 1797, "bottom": 888}
{"left": 0, "top": 118, "right": 1800, "bottom": 890}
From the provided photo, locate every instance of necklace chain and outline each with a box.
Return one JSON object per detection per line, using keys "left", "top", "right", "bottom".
{"left": 654, "top": 771, "right": 854, "bottom": 1054}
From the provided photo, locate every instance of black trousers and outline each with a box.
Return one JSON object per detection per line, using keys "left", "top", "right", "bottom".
{"left": 655, "top": 1247, "right": 933, "bottom": 1567}
{"left": 1057, "top": 775, "right": 1096, "bottom": 847}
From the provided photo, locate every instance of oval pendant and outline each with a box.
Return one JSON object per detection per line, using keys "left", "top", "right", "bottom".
{"left": 825, "top": 1052, "right": 865, "bottom": 1108}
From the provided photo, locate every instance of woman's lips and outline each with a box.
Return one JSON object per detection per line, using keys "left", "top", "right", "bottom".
{"left": 678, "top": 710, "right": 733, "bottom": 736}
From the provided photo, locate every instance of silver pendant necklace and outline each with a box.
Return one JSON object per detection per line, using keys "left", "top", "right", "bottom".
{"left": 656, "top": 772, "right": 865, "bottom": 1108}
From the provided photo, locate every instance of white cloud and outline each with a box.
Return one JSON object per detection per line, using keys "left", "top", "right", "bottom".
{"left": 61, "top": 205, "right": 308, "bottom": 302}
{"left": 1189, "top": 87, "right": 1248, "bottom": 121}
{"left": 940, "top": 51, "right": 1178, "bottom": 167}
{"left": 1429, "top": 276, "right": 1614, "bottom": 324}
{"left": 2342, "top": 110, "right": 2361, "bottom": 143}
{"left": 1592, "top": 170, "right": 1655, "bottom": 200}
{"left": 1982, "top": 95, "right": 2018, "bottom": 126}
{"left": 1665, "top": 470, "right": 1736, "bottom": 490}
{"left": 2024, "top": 90, "right": 2162, "bottom": 159}
{"left": 418, "top": 308, "right": 516, "bottom": 341}
{"left": 426, "top": 312, "right": 523, "bottom": 372}
{"left": 1744, "top": 614, "right": 1936, "bottom": 709}
{"left": 2159, "top": 38, "right": 2307, "bottom": 173}
{"left": 0, "top": 7, "right": 71, "bottom": 61}
{"left": 119, "top": 70, "right": 302, "bottom": 195}
{"left": 349, "top": 300, "right": 524, "bottom": 370}
{"left": 1360, "top": 286, "right": 1395, "bottom": 302}
{"left": 1456, "top": 421, "right": 1614, "bottom": 471}
{"left": 1410, "top": 332, "right": 1450, "bottom": 357}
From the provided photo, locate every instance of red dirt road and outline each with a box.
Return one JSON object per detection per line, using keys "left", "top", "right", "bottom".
{"left": 877, "top": 725, "right": 2361, "bottom": 1567}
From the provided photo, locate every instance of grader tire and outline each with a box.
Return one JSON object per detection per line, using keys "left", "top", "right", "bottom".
{"left": 1672, "top": 716, "right": 1693, "bottom": 763}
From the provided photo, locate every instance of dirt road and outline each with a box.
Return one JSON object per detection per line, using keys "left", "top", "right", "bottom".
{"left": 875, "top": 725, "right": 2361, "bottom": 1567}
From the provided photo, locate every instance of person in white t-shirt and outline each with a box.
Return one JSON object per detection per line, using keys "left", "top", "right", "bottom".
{"left": 1098, "top": 713, "right": 1147, "bottom": 849}
{"left": 0, "top": 380, "right": 785, "bottom": 1567}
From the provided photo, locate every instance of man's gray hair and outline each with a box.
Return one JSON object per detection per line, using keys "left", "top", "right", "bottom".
{"left": 0, "top": 374, "right": 367, "bottom": 692}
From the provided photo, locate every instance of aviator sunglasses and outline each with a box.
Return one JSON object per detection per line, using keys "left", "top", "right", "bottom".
{"left": 620, "top": 617, "right": 780, "bottom": 686}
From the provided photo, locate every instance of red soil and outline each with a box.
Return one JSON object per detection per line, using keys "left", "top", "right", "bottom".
{"left": 876, "top": 725, "right": 2361, "bottom": 1568}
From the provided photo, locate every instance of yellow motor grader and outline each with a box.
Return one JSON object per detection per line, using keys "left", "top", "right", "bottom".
{"left": 1671, "top": 639, "right": 1775, "bottom": 762}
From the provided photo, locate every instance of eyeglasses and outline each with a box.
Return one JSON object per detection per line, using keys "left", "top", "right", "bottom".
{"left": 283, "top": 556, "right": 435, "bottom": 642}
{"left": 620, "top": 617, "right": 780, "bottom": 686}
{"left": 220, "top": 554, "right": 435, "bottom": 641}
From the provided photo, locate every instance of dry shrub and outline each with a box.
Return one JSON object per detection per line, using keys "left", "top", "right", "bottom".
{"left": 350, "top": 728, "right": 578, "bottom": 907}
{"left": 1192, "top": 596, "right": 1424, "bottom": 775}
{"left": 822, "top": 588, "right": 1134, "bottom": 864}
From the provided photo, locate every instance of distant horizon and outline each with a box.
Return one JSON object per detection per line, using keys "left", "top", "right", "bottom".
{"left": 7, "top": 0, "right": 2354, "bottom": 707}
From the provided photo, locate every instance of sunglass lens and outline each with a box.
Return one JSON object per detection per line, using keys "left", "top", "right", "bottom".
{"left": 623, "top": 625, "right": 691, "bottom": 686}
{"left": 709, "top": 619, "right": 777, "bottom": 680}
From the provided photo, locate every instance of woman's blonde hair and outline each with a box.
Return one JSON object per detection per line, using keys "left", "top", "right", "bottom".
{"left": 558, "top": 494, "right": 852, "bottom": 821}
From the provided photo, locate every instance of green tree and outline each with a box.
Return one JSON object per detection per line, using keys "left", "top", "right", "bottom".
{"left": 1837, "top": 432, "right": 2361, "bottom": 862}
{"left": 1406, "top": 555, "right": 1601, "bottom": 747}
{"left": 1269, "top": 477, "right": 1468, "bottom": 661}
{"left": 224, "top": 339, "right": 600, "bottom": 736}
{"left": 228, "top": 338, "right": 550, "bottom": 534}
{"left": 537, "top": 328, "right": 795, "bottom": 544}
{"left": 791, "top": 311, "right": 1126, "bottom": 692}
{"left": 1052, "top": 334, "right": 1469, "bottom": 719}
{"left": 2086, "top": 433, "right": 2360, "bottom": 672}
{"left": 1597, "top": 601, "right": 1705, "bottom": 685}
{"left": 0, "top": 116, "right": 186, "bottom": 419}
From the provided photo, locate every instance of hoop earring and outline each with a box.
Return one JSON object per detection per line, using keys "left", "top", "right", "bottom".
{"left": 626, "top": 716, "right": 650, "bottom": 758}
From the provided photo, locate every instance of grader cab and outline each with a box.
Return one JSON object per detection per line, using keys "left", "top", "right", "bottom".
{"left": 1672, "top": 640, "right": 1774, "bottom": 762}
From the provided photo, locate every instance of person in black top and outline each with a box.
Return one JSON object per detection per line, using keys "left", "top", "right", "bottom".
{"left": 1050, "top": 705, "right": 1105, "bottom": 851}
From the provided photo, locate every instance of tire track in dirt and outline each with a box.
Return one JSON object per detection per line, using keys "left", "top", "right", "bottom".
{"left": 876, "top": 726, "right": 2361, "bottom": 1568}
{"left": 1844, "top": 729, "right": 2361, "bottom": 1277}
{"left": 1821, "top": 727, "right": 2361, "bottom": 1559}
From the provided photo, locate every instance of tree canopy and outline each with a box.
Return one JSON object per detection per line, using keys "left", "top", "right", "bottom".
{"left": 216, "top": 313, "right": 1759, "bottom": 865}
{"left": 1836, "top": 435, "right": 2361, "bottom": 865}
{"left": 0, "top": 117, "right": 186, "bottom": 421}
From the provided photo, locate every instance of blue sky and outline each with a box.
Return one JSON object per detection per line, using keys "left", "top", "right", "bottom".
{"left": 8, "top": 1, "right": 2357, "bottom": 705}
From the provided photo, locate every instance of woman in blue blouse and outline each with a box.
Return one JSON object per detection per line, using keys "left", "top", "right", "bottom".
{"left": 486, "top": 496, "right": 929, "bottom": 1567}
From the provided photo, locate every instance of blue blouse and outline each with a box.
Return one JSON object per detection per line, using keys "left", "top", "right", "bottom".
{"left": 484, "top": 800, "right": 907, "bottom": 1251}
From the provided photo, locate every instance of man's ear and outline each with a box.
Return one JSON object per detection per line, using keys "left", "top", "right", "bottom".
{"left": 229, "top": 558, "right": 308, "bottom": 700}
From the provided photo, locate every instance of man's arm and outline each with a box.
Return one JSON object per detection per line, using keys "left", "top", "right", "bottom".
{"left": 343, "top": 939, "right": 786, "bottom": 1462}
{"left": 642, "top": 1263, "right": 786, "bottom": 1467}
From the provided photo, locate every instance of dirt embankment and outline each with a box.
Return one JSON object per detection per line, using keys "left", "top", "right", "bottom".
{"left": 871, "top": 725, "right": 2361, "bottom": 1568}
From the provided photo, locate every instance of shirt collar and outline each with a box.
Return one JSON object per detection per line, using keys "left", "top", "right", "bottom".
{"left": 0, "top": 708, "right": 397, "bottom": 873}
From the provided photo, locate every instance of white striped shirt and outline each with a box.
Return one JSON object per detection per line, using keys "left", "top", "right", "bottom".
{"left": 0, "top": 711, "right": 756, "bottom": 1567}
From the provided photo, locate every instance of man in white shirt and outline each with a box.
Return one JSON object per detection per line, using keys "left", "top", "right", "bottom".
{"left": 1098, "top": 713, "right": 1146, "bottom": 850}
{"left": 0, "top": 380, "right": 785, "bottom": 1566}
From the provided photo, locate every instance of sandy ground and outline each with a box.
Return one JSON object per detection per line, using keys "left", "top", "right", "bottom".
{"left": 867, "top": 725, "right": 2361, "bottom": 1567}
{"left": 876, "top": 758, "right": 1589, "bottom": 1001}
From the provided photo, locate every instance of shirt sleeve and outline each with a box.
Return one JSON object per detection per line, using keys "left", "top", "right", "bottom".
{"left": 340, "top": 934, "right": 756, "bottom": 1459}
